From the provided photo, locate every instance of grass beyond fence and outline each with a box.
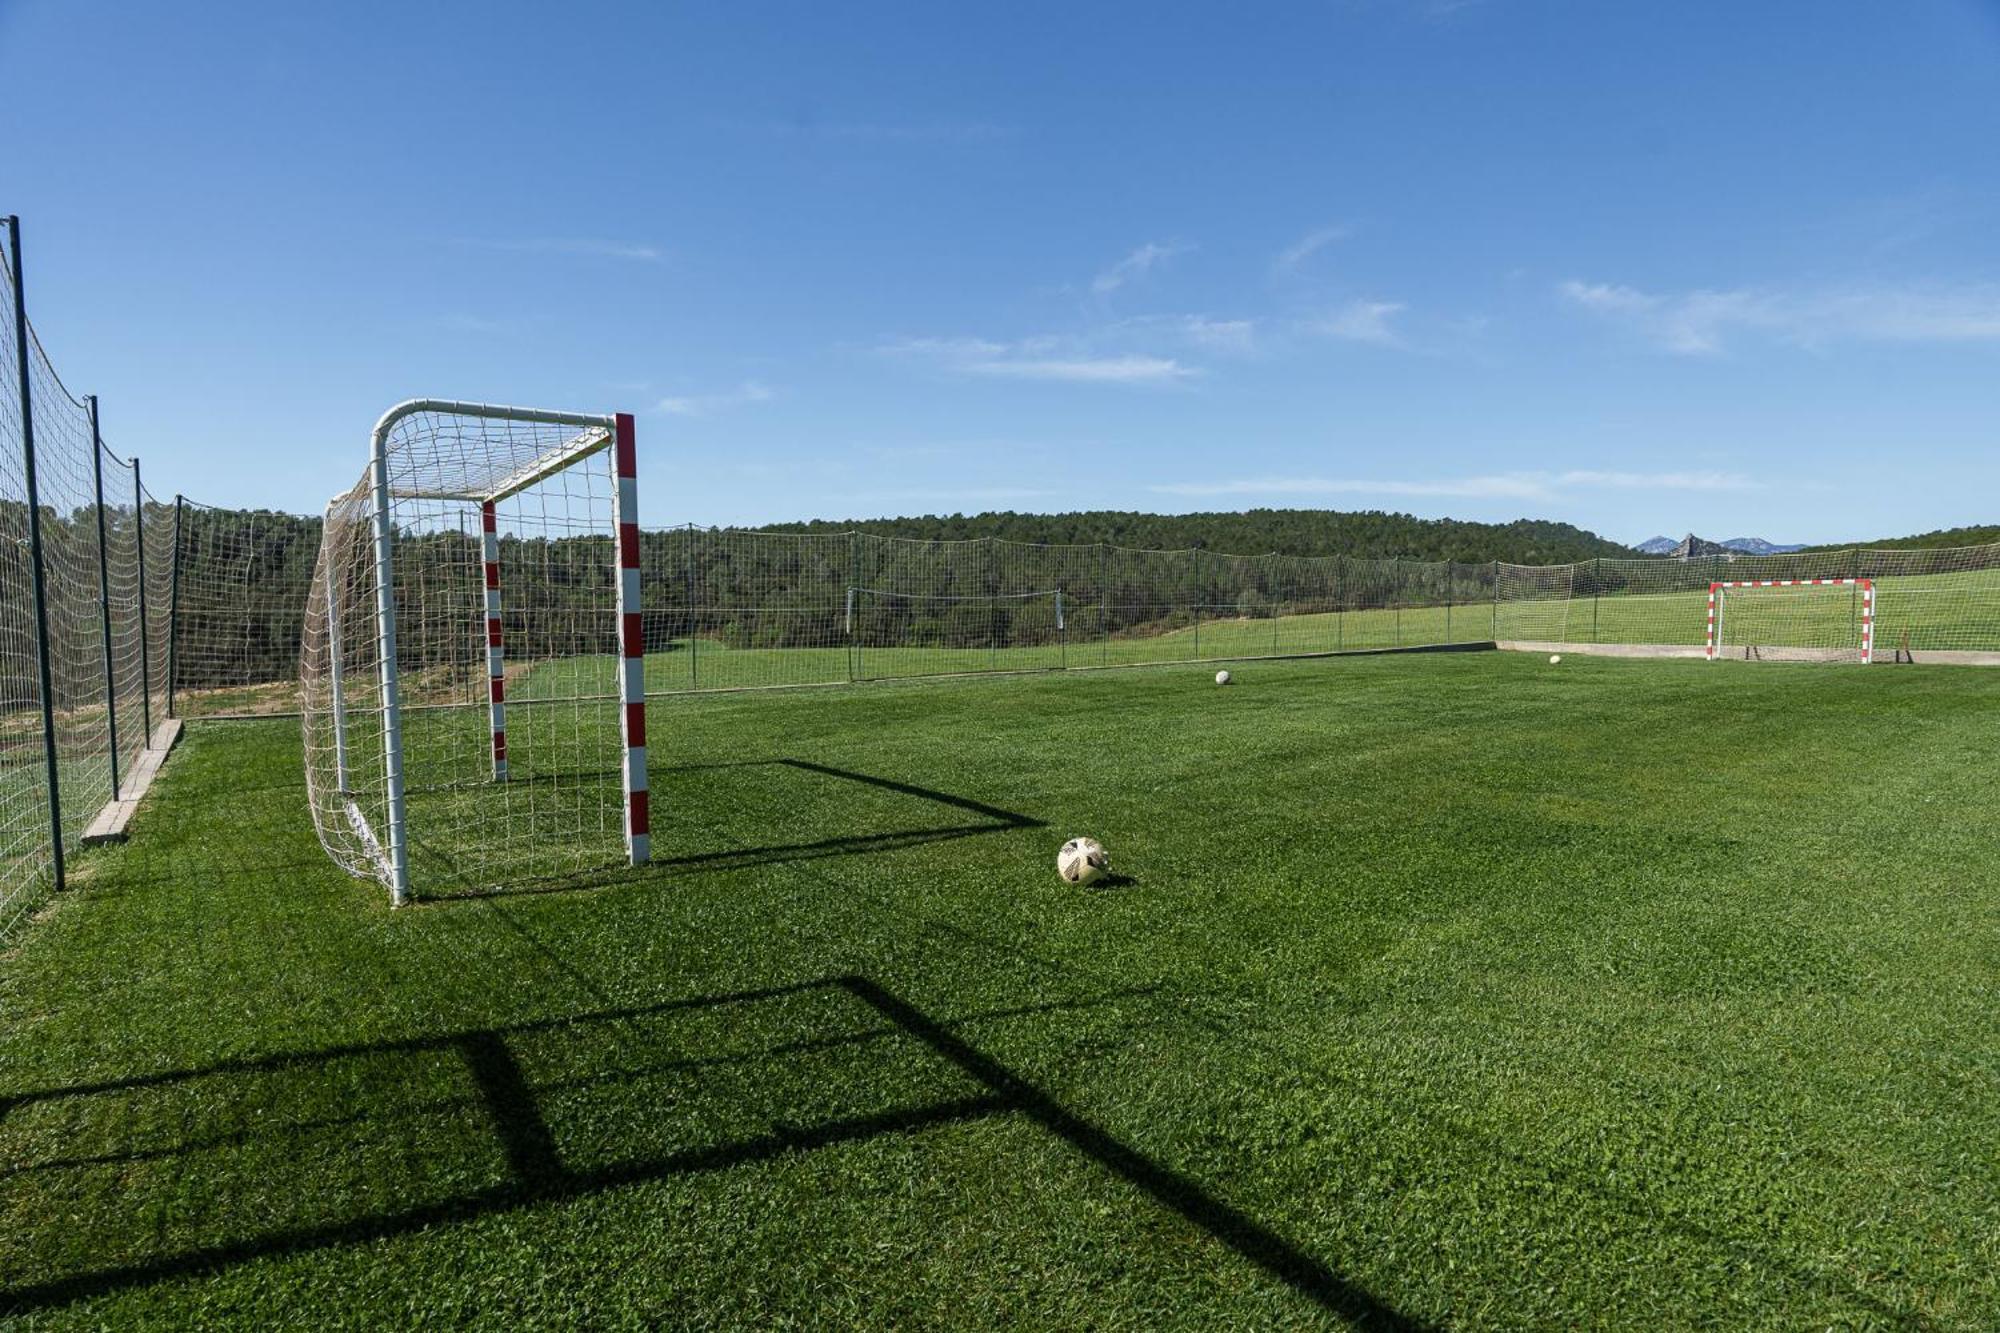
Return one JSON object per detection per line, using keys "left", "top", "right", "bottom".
{"left": 3, "top": 652, "right": 1996, "bottom": 1327}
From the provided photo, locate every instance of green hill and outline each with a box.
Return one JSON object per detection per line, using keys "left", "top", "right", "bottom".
{"left": 1809, "top": 524, "right": 2000, "bottom": 552}
{"left": 755, "top": 508, "right": 1636, "bottom": 564}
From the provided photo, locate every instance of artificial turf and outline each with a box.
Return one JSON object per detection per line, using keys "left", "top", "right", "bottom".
{"left": 2, "top": 651, "right": 1996, "bottom": 1328}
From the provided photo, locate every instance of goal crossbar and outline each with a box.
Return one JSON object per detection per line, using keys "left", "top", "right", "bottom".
{"left": 1705, "top": 578, "right": 1875, "bottom": 664}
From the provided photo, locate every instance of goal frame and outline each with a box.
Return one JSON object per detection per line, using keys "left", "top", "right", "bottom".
{"left": 1705, "top": 577, "right": 1874, "bottom": 665}
{"left": 328, "top": 398, "right": 648, "bottom": 906}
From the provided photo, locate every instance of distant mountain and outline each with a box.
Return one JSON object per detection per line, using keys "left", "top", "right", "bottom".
{"left": 1637, "top": 533, "right": 1806, "bottom": 557}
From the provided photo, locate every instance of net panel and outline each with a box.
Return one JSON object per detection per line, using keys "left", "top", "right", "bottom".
{"left": 169, "top": 501, "right": 317, "bottom": 716}
{"left": 0, "top": 225, "right": 52, "bottom": 934}
{"left": 1495, "top": 562, "right": 1573, "bottom": 642}
{"left": 98, "top": 444, "right": 150, "bottom": 782}
{"left": 19, "top": 312, "right": 114, "bottom": 850}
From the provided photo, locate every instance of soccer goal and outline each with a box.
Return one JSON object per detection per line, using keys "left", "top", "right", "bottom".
{"left": 301, "top": 401, "right": 647, "bottom": 905}
{"left": 1705, "top": 578, "right": 1875, "bottom": 664}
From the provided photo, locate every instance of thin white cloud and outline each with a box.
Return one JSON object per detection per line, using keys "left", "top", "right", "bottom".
{"left": 459, "top": 237, "right": 663, "bottom": 262}
{"left": 1272, "top": 225, "right": 1351, "bottom": 276}
{"left": 733, "top": 117, "right": 1015, "bottom": 143}
{"left": 877, "top": 335, "right": 1198, "bottom": 384}
{"left": 1151, "top": 470, "right": 1757, "bottom": 500}
{"left": 1304, "top": 300, "right": 1407, "bottom": 346}
{"left": 1152, "top": 475, "right": 1548, "bottom": 500}
{"left": 1092, "top": 242, "right": 1188, "bottom": 295}
{"left": 437, "top": 313, "right": 520, "bottom": 335}
{"left": 1560, "top": 278, "right": 2000, "bottom": 354}
{"left": 1555, "top": 469, "right": 1756, "bottom": 492}
{"left": 654, "top": 381, "right": 776, "bottom": 416}
{"left": 1111, "top": 314, "right": 1257, "bottom": 355}
{"left": 825, "top": 486, "right": 1059, "bottom": 507}
{"left": 967, "top": 355, "right": 1195, "bottom": 383}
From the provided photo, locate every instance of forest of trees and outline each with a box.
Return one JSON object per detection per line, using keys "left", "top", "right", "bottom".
{"left": 757, "top": 508, "right": 1637, "bottom": 565}
{"left": 1807, "top": 524, "right": 2000, "bottom": 552}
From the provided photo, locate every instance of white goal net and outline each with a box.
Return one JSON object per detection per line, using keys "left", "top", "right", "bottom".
{"left": 301, "top": 401, "right": 647, "bottom": 904}
{"left": 1705, "top": 579, "right": 1875, "bottom": 664}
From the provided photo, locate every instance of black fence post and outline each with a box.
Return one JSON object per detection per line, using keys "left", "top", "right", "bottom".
{"left": 1192, "top": 547, "right": 1203, "bottom": 660}
{"left": 1445, "top": 560, "right": 1454, "bottom": 643}
{"left": 133, "top": 457, "right": 152, "bottom": 741}
{"left": 1590, "top": 557, "right": 1601, "bottom": 643}
{"left": 1335, "top": 554, "right": 1344, "bottom": 653}
{"left": 167, "top": 494, "right": 184, "bottom": 717}
{"left": 684, "top": 523, "right": 698, "bottom": 691}
{"left": 988, "top": 535, "right": 999, "bottom": 673}
{"left": 9, "top": 216, "right": 65, "bottom": 890}
{"left": 1099, "top": 542, "right": 1109, "bottom": 667}
{"left": 1392, "top": 556, "right": 1401, "bottom": 647}
{"left": 1491, "top": 560, "right": 1501, "bottom": 640}
{"left": 848, "top": 529, "right": 860, "bottom": 683}
{"left": 88, "top": 397, "right": 121, "bottom": 799}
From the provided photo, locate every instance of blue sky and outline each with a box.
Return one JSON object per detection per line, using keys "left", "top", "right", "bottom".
{"left": 3, "top": 0, "right": 1997, "bottom": 544}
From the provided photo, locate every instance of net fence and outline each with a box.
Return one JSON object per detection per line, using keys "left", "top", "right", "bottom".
{"left": 1, "top": 222, "right": 176, "bottom": 936}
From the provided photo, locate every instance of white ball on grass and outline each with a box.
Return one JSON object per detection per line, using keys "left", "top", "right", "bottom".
{"left": 1215, "top": 669, "right": 1232, "bottom": 686}
{"left": 1549, "top": 654, "right": 1563, "bottom": 665}
{"left": 1057, "top": 837, "right": 1109, "bottom": 886}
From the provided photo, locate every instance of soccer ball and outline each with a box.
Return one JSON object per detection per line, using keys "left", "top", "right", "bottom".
{"left": 1549, "top": 654, "right": 1562, "bottom": 665}
{"left": 1057, "top": 837, "right": 1109, "bottom": 886}
{"left": 1215, "top": 669, "right": 1232, "bottom": 686}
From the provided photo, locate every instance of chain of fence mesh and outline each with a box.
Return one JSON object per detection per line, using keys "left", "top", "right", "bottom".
{"left": 72, "top": 522, "right": 2000, "bottom": 734}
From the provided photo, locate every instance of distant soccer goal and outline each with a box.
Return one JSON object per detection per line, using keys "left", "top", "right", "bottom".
{"left": 300, "top": 401, "right": 646, "bottom": 905}
{"left": 1705, "top": 578, "right": 1875, "bottom": 664}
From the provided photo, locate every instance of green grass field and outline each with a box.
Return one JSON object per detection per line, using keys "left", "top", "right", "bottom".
{"left": 4, "top": 652, "right": 1997, "bottom": 1327}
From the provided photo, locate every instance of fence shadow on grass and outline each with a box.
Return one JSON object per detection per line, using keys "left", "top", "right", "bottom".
{"left": 430, "top": 757, "right": 1047, "bottom": 902}
{"left": 0, "top": 975, "right": 1426, "bottom": 1330}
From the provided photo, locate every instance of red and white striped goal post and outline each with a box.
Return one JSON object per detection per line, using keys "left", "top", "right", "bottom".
{"left": 612, "top": 413, "right": 648, "bottom": 865}
{"left": 481, "top": 500, "right": 507, "bottom": 782}
{"left": 1705, "top": 578, "right": 1874, "bottom": 664}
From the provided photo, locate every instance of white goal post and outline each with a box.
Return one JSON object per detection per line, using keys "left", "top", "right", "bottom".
{"left": 302, "top": 400, "right": 648, "bottom": 905}
{"left": 1705, "top": 578, "right": 1875, "bottom": 664}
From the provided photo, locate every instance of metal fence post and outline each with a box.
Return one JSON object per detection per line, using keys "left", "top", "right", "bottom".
{"left": 1392, "top": 556, "right": 1401, "bottom": 647}
{"left": 166, "top": 495, "right": 183, "bottom": 716}
{"left": 1445, "top": 560, "right": 1453, "bottom": 643}
{"left": 848, "top": 529, "right": 860, "bottom": 682}
{"left": 133, "top": 457, "right": 153, "bottom": 741}
{"left": 1592, "top": 556, "right": 1608, "bottom": 644}
{"left": 1192, "top": 547, "right": 1203, "bottom": 660}
{"left": 9, "top": 216, "right": 65, "bottom": 891}
{"left": 684, "top": 523, "right": 698, "bottom": 691}
{"left": 88, "top": 396, "right": 121, "bottom": 799}
{"left": 1491, "top": 560, "right": 1500, "bottom": 640}
{"left": 1099, "top": 542, "right": 1109, "bottom": 667}
{"left": 1271, "top": 554, "right": 1282, "bottom": 656}
{"left": 988, "top": 535, "right": 999, "bottom": 673}
{"left": 1335, "top": 554, "right": 1344, "bottom": 653}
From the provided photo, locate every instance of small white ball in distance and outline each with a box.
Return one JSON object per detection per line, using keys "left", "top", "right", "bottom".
{"left": 1549, "top": 654, "right": 1563, "bottom": 665}
{"left": 1058, "top": 837, "right": 1109, "bottom": 886}
{"left": 1215, "top": 669, "right": 1232, "bottom": 686}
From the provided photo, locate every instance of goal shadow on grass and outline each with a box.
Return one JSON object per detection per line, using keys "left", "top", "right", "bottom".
{"left": 0, "top": 975, "right": 1424, "bottom": 1329}
{"left": 431, "top": 757, "right": 1047, "bottom": 901}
